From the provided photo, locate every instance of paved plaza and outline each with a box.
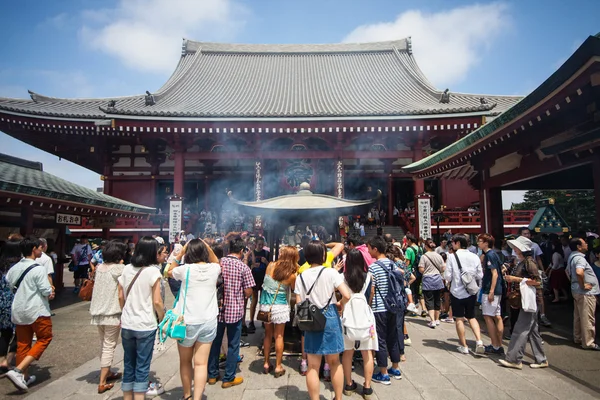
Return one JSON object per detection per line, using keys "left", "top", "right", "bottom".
{"left": 9, "top": 295, "right": 598, "bottom": 400}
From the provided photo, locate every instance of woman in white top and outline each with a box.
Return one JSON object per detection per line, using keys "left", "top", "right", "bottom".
{"left": 167, "top": 239, "right": 220, "bottom": 400}
{"left": 295, "top": 241, "right": 350, "bottom": 400}
{"left": 117, "top": 237, "right": 164, "bottom": 400}
{"left": 341, "top": 249, "right": 377, "bottom": 400}
{"left": 89, "top": 240, "right": 127, "bottom": 394}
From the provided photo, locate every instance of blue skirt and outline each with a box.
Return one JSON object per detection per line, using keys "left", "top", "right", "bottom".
{"left": 304, "top": 304, "right": 344, "bottom": 355}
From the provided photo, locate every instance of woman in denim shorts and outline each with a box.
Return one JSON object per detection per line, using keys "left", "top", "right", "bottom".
{"left": 167, "top": 239, "right": 221, "bottom": 400}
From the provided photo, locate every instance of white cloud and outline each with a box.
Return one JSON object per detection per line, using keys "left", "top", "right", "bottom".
{"left": 343, "top": 3, "right": 511, "bottom": 88}
{"left": 80, "top": 0, "right": 247, "bottom": 74}
{"left": 502, "top": 190, "right": 526, "bottom": 209}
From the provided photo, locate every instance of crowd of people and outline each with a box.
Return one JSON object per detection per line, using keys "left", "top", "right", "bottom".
{"left": 0, "top": 226, "right": 598, "bottom": 399}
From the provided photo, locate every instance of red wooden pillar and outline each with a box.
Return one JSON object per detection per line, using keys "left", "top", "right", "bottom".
{"left": 20, "top": 205, "right": 34, "bottom": 236}
{"left": 174, "top": 150, "right": 185, "bottom": 198}
{"left": 103, "top": 162, "right": 113, "bottom": 195}
{"left": 479, "top": 170, "right": 504, "bottom": 239}
{"left": 413, "top": 145, "right": 425, "bottom": 196}
{"left": 593, "top": 156, "right": 600, "bottom": 230}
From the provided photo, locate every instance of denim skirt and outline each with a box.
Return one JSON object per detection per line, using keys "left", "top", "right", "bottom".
{"left": 304, "top": 304, "right": 344, "bottom": 355}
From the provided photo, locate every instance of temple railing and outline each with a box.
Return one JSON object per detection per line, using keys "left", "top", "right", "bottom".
{"left": 404, "top": 210, "right": 536, "bottom": 229}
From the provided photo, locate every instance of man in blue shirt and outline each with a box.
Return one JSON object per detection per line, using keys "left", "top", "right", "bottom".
{"left": 478, "top": 233, "right": 505, "bottom": 355}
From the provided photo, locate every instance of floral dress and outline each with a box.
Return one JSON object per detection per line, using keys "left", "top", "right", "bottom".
{"left": 0, "top": 274, "right": 14, "bottom": 330}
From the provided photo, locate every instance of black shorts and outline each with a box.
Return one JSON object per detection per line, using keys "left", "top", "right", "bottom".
{"left": 450, "top": 294, "right": 477, "bottom": 319}
{"left": 423, "top": 289, "right": 442, "bottom": 311}
{"left": 252, "top": 268, "right": 266, "bottom": 290}
{"left": 74, "top": 264, "right": 90, "bottom": 279}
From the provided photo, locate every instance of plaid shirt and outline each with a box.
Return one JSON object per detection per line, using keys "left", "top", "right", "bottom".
{"left": 219, "top": 255, "right": 255, "bottom": 323}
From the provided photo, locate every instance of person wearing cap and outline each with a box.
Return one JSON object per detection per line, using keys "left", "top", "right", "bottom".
{"left": 566, "top": 237, "right": 600, "bottom": 351}
{"left": 500, "top": 236, "right": 548, "bottom": 369}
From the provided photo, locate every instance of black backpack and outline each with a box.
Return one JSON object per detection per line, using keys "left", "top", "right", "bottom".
{"left": 375, "top": 260, "right": 407, "bottom": 314}
{"left": 296, "top": 267, "right": 332, "bottom": 332}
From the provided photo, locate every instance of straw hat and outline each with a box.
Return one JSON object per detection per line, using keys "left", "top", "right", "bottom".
{"left": 507, "top": 236, "right": 533, "bottom": 253}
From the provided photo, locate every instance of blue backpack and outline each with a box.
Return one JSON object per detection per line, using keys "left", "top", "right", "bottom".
{"left": 375, "top": 261, "right": 408, "bottom": 314}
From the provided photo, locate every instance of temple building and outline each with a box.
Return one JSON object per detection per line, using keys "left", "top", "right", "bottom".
{"left": 0, "top": 38, "right": 522, "bottom": 236}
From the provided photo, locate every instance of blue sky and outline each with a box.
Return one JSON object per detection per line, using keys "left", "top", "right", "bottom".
{"left": 1, "top": 0, "right": 599, "bottom": 207}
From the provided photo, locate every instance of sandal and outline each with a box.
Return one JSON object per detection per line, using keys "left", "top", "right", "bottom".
{"left": 263, "top": 364, "right": 274, "bottom": 374}
{"left": 98, "top": 383, "right": 114, "bottom": 394}
{"left": 274, "top": 368, "right": 286, "bottom": 378}
{"left": 106, "top": 372, "right": 122, "bottom": 381}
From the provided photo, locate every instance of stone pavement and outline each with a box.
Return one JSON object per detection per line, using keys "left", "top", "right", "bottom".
{"left": 22, "top": 314, "right": 600, "bottom": 400}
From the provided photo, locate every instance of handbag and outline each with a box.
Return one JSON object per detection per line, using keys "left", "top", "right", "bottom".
{"left": 158, "top": 266, "right": 190, "bottom": 343}
{"left": 296, "top": 267, "right": 332, "bottom": 332}
{"left": 257, "top": 281, "right": 282, "bottom": 323}
{"left": 79, "top": 276, "right": 94, "bottom": 301}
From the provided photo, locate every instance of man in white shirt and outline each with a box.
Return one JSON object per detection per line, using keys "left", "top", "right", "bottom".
{"left": 35, "top": 238, "right": 54, "bottom": 287}
{"left": 444, "top": 234, "right": 485, "bottom": 355}
{"left": 6, "top": 237, "right": 54, "bottom": 391}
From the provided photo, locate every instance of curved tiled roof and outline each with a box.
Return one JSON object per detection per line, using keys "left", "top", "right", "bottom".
{"left": 0, "top": 154, "right": 155, "bottom": 214}
{"left": 0, "top": 38, "right": 521, "bottom": 120}
{"left": 403, "top": 34, "right": 600, "bottom": 175}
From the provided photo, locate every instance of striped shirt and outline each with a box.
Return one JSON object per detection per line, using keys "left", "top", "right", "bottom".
{"left": 368, "top": 258, "right": 395, "bottom": 313}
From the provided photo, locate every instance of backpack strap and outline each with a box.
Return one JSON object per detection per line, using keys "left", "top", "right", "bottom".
{"left": 14, "top": 263, "right": 40, "bottom": 292}
{"left": 300, "top": 266, "right": 326, "bottom": 295}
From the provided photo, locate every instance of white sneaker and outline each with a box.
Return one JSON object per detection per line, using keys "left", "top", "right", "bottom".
{"left": 406, "top": 303, "right": 418, "bottom": 313}
{"left": 427, "top": 321, "right": 436, "bottom": 329}
{"left": 6, "top": 370, "right": 28, "bottom": 391}
{"left": 457, "top": 346, "right": 469, "bottom": 354}
{"left": 146, "top": 381, "right": 165, "bottom": 396}
{"left": 435, "top": 320, "right": 441, "bottom": 326}
{"left": 475, "top": 342, "right": 485, "bottom": 354}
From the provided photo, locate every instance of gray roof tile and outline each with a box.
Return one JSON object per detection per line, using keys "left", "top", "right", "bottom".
{"left": 0, "top": 39, "right": 521, "bottom": 119}
{"left": 0, "top": 155, "right": 155, "bottom": 214}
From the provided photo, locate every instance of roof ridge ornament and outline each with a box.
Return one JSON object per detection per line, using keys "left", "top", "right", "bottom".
{"left": 406, "top": 36, "right": 413, "bottom": 55}
{"left": 182, "top": 38, "right": 187, "bottom": 56}
{"left": 145, "top": 91, "right": 156, "bottom": 106}
{"left": 439, "top": 89, "right": 451, "bottom": 104}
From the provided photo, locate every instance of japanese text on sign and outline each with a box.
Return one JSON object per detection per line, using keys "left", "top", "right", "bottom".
{"left": 418, "top": 198, "right": 432, "bottom": 240}
{"left": 169, "top": 200, "right": 183, "bottom": 243}
{"left": 56, "top": 213, "right": 82, "bottom": 226}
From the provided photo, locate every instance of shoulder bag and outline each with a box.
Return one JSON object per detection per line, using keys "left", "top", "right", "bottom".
{"left": 257, "top": 280, "right": 282, "bottom": 323}
{"left": 158, "top": 266, "right": 190, "bottom": 343}
{"left": 79, "top": 275, "right": 94, "bottom": 301}
{"left": 453, "top": 253, "right": 480, "bottom": 296}
{"left": 296, "top": 267, "right": 332, "bottom": 332}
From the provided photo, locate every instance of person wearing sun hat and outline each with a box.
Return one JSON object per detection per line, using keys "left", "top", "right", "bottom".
{"left": 499, "top": 236, "right": 548, "bottom": 370}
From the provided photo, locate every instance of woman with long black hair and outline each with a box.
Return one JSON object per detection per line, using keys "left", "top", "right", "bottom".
{"left": 118, "top": 237, "right": 165, "bottom": 400}
{"left": 341, "top": 249, "right": 377, "bottom": 399}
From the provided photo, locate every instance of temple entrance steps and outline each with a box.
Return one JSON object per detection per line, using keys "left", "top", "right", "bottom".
{"left": 348, "top": 225, "right": 405, "bottom": 242}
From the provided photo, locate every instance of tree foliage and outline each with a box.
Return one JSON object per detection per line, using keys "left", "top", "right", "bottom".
{"left": 511, "top": 190, "right": 596, "bottom": 232}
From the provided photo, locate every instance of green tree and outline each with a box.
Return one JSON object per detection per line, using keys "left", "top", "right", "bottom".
{"left": 511, "top": 190, "right": 596, "bottom": 233}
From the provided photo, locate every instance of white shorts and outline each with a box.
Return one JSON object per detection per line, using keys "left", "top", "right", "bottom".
{"left": 482, "top": 294, "right": 502, "bottom": 317}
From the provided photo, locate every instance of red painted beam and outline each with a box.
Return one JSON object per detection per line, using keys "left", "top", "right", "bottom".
{"left": 182, "top": 150, "right": 413, "bottom": 160}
